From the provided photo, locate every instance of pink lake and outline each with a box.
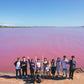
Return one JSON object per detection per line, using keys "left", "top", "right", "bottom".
{"left": 0, "top": 27, "right": 84, "bottom": 73}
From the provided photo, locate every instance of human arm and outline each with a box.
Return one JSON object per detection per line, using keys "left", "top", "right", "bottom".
{"left": 59, "top": 62, "right": 61, "bottom": 66}
{"left": 33, "top": 63, "right": 35, "bottom": 69}
{"left": 41, "top": 55, "right": 43, "bottom": 63}
{"left": 25, "top": 61, "right": 27, "bottom": 67}
{"left": 35, "top": 56, "right": 37, "bottom": 62}
{"left": 14, "top": 61, "right": 17, "bottom": 66}
{"left": 65, "top": 59, "right": 69, "bottom": 64}
{"left": 27, "top": 56, "right": 31, "bottom": 66}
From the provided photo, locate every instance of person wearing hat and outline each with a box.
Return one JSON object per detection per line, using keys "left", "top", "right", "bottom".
{"left": 69, "top": 56, "right": 76, "bottom": 80}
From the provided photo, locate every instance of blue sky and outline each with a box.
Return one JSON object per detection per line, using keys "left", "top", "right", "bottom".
{"left": 0, "top": 0, "right": 84, "bottom": 26}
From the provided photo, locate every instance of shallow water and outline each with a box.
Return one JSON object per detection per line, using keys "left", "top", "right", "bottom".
{"left": 0, "top": 27, "right": 84, "bottom": 73}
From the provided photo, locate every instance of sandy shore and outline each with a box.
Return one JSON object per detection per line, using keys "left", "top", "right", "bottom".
{"left": 0, "top": 72, "right": 84, "bottom": 84}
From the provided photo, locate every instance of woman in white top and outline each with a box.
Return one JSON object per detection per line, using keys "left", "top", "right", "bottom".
{"left": 46, "top": 60, "right": 51, "bottom": 77}
{"left": 42, "top": 56, "right": 48, "bottom": 77}
{"left": 35, "top": 56, "right": 41, "bottom": 70}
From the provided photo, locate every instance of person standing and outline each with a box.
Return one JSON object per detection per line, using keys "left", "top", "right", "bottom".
{"left": 56, "top": 57, "right": 61, "bottom": 77}
{"left": 42, "top": 56, "right": 48, "bottom": 78}
{"left": 35, "top": 56, "right": 41, "bottom": 70}
{"left": 21, "top": 56, "right": 27, "bottom": 79}
{"left": 27, "top": 56, "right": 35, "bottom": 78}
{"left": 62, "top": 56, "right": 69, "bottom": 79}
{"left": 14, "top": 57, "right": 21, "bottom": 79}
{"left": 46, "top": 61, "right": 51, "bottom": 77}
{"left": 51, "top": 59, "right": 56, "bottom": 79}
{"left": 69, "top": 56, "right": 76, "bottom": 80}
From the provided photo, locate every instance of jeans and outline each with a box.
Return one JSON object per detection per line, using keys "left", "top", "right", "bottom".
{"left": 51, "top": 67, "right": 56, "bottom": 75}
{"left": 30, "top": 69, "right": 34, "bottom": 77}
{"left": 16, "top": 69, "right": 21, "bottom": 78}
{"left": 63, "top": 69, "right": 67, "bottom": 78}
{"left": 69, "top": 69, "right": 75, "bottom": 78}
{"left": 22, "top": 68, "right": 27, "bottom": 76}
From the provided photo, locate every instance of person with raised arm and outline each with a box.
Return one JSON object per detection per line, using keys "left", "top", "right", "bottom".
{"left": 27, "top": 56, "right": 35, "bottom": 78}
{"left": 35, "top": 56, "right": 41, "bottom": 70}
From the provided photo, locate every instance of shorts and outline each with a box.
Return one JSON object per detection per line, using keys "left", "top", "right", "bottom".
{"left": 46, "top": 68, "right": 51, "bottom": 72}
{"left": 49, "top": 69, "right": 51, "bottom": 71}
{"left": 51, "top": 67, "right": 56, "bottom": 75}
{"left": 46, "top": 69, "right": 51, "bottom": 72}
{"left": 36, "top": 67, "right": 41, "bottom": 70}
{"left": 43, "top": 67, "right": 46, "bottom": 71}
{"left": 56, "top": 66, "right": 60, "bottom": 72}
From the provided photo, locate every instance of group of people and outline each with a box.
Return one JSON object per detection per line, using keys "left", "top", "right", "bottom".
{"left": 14, "top": 55, "right": 76, "bottom": 82}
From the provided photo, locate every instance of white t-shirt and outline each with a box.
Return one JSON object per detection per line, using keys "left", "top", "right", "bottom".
{"left": 62, "top": 59, "right": 68, "bottom": 69}
{"left": 46, "top": 65, "right": 50, "bottom": 72}
{"left": 36, "top": 62, "right": 41, "bottom": 68}
{"left": 16, "top": 62, "right": 21, "bottom": 69}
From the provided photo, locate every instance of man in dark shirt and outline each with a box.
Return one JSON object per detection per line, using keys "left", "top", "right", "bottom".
{"left": 21, "top": 56, "right": 27, "bottom": 79}
{"left": 69, "top": 56, "right": 76, "bottom": 80}
{"left": 27, "top": 56, "right": 35, "bottom": 78}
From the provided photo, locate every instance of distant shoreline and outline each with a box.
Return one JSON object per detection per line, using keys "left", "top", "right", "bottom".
{"left": 0, "top": 26, "right": 84, "bottom": 28}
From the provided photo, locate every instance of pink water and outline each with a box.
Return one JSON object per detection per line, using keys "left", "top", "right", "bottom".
{"left": 0, "top": 27, "right": 84, "bottom": 73}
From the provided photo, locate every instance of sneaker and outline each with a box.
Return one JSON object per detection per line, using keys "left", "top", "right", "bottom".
{"left": 66, "top": 77, "right": 67, "bottom": 79}
{"left": 51, "top": 76, "right": 54, "bottom": 79}
{"left": 71, "top": 77, "right": 73, "bottom": 80}
{"left": 22, "top": 76, "right": 24, "bottom": 79}
{"left": 56, "top": 75, "right": 58, "bottom": 77}
{"left": 58, "top": 75, "right": 60, "bottom": 77}
{"left": 16, "top": 77, "right": 18, "bottom": 79}
{"left": 69, "top": 77, "right": 71, "bottom": 80}
{"left": 26, "top": 76, "right": 28, "bottom": 79}
{"left": 63, "top": 75, "right": 64, "bottom": 77}
{"left": 53, "top": 76, "right": 55, "bottom": 79}
{"left": 45, "top": 75, "right": 47, "bottom": 79}
{"left": 19, "top": 76, "right": 22, "bottom": 79}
